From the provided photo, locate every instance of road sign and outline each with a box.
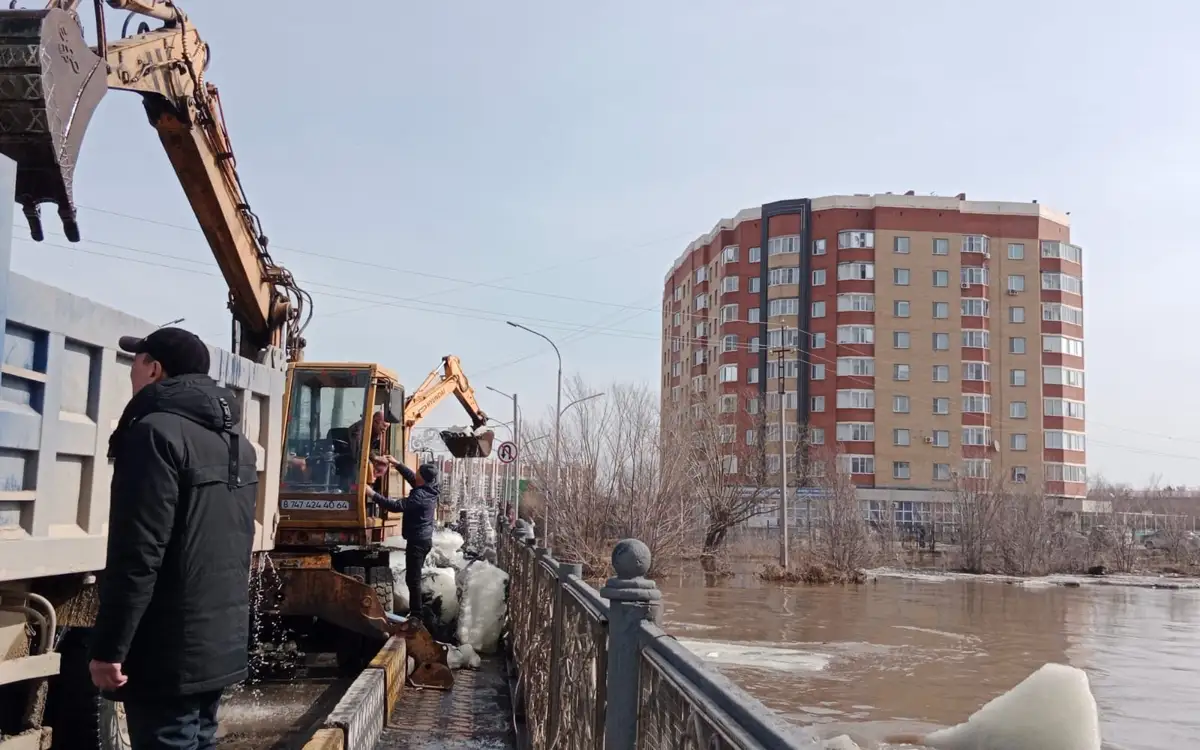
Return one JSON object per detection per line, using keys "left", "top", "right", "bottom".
{"left": 497, "top": 441, "right": 518, "bottom": 464}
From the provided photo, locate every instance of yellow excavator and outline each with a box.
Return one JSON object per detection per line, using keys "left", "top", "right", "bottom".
{"left": 0, "top": 0, "right": 493, "bottom": 692}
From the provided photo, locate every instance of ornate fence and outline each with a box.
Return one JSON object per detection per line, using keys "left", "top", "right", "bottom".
{"left": 497, "top": 518, "right": 810, "bottom": 750}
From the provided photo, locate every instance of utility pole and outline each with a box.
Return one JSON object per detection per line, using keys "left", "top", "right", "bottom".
{"left": 777, "top": 348, "right": 789, "bottom": 569}
{"left": 512, "top": 392, "right": 521, "bottom": 519}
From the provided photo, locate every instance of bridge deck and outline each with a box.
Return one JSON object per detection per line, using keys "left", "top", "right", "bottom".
{"left": 376, "top": 657, "right": 515, "bottom": 750}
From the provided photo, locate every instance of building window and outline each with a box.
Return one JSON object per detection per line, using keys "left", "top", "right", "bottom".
{"left": 767, "top": 299, "right": 798, "bottom": 317}
{"left": 1045, "top": 430, "right": 1087, "bottom": 452}
{"left": 893, "top": 395, "right": 910, "bottom": 413}
{"left": 933, "top": 301, "right": 949, "bottom": 319}
{"left": 932, "top": 365, "right": 949, "bottom": 382}
{"left": 747, "top": 367, "right": 759, "bottom": 384}
{"left": 722, "top": 245, "right": 739, "bottom": 263}
{"left": 811, "top": 363, "right": 826, "bottom": 380}
{"left": 931, "top": 430, "right": 950, "bottom": 447}
{"left": 721, "top": 304, "right": 738, "bottom": 323}
{"left": 838, "top": 231, "right": 874, "bottom": 249}
{"left": 812, "top": 269, "right": 827, "bottom": 286}
{"left": 695, "top": 322, "right": 707, "bottom": 338}
{"left": 962, "top": 362, "right": 990, "bottom": 382}
{"left": 894, "top": 268, "right": 911, "bottom": 285}
{"left": 962, "top": 395, "right": 990, "bottom": 414}
{"left": 812, "top": 332, "right": 826, "bottom": 348}
{"left": 836, "top": 422, "right": 875, "bottom": 442}
{"left": 768, "top": 235, "right": 801, "bottom": 256}
{"left": 769, "top": 267, "right": 802, "bottom": 286}
{"left": 722, "top": 334, "right": 738, "bottom": 353}
{"left": 894, "top": 428, "right": 911, "bottom": 446}
{"left": 961, "top": 267, "right": 988, "bottom": 286}
{"left": 1010, "top": 337, "right": 1026, "bottom": 354}
{"left": 836, "top": 390, "right": 875, "bottom": 409}
{"left": 1043, "top": 366, "right": 1085, "bottom": 387}
{"left": 837, "top": 357, "right": 875, "bottom": 376}
{"left": 894, "top": 236, "right": 910, "bottom": 254}
{"left": 1010, "top": 306, "right": 1025, "bottom": 324}
{"left": 1046, "top": 463, "right": 1087, "bottom": 483}
{"left": 811, "top": 396, "right": 825, "bottom": 412}
{"left": 719, "top": 395, "right": 738, "bottom": 413}
{"left": 962, "top": 235, "right": 989, "bottom": 254}
{"left": 961, "top": 298, "right": 989, "bottom": 317}
{"left": 748, "top": 246, "right": 761, "bottom": 263}
{"left": 933, "top": 398, "right": 950, "bottom": 415}
{"left": 810, "top": 427, "right": 825, "bottom": 445}
{"left": 1010, "top": 369, "right": 1027, "bottom": 386}
{"left": 750, "top": 336, "right": 760, "bottom": 353}
{"left": 962, "top": 427, "right": 991, "bottom": 446}
{"left": 894, "top": 331, "right": 911, "bottom": 349}
{"left": 893, "top": 461, "right": 911, "bottom": 480}
{"left": 932, "top": 332, "right": 950, "bottom": 351}
{"left": 1040, "top": 241, "right": 1083, "bottom": 263}
{"left": 1010, "top": 401, "right": 1028, "bottom": 419}
{"left": 1045, "top": 398, "right": 1085, "bottom": 419}
{"left": 894, "top": 363, "right": 910, "bottom": 381}
{"left": 767, "top": 328, "right": 800, "bottom": 349}
{"left": 812, "top": 239, "right": 826, "bottom": 256}
{"left": 962, "top": 330, "right": 989, "bottom": 349}
{"left": 748, "top": 307, "right": 760, "bottom": 323}
{"left": 1008, "top": 243, "right": 1025, "bottom": 260}
{"left": 964, "top": 459, "right": 990, "bottom": 479}
{"left": 1007, "top": 274, "right": 1025, "bottom": 292}
{"left": 933, "top": 463, "right": 951, "bottom": 481}
{"left": 694, "top": 293, "right": 709, "bottom": 311}
{"left": 838, "top": 455, "right": 875, "bottom": 475}
{"left": 837, "top": 262, "right": 875, "bottom": 281}
{"left": 812, "top": 301, "right": 826, "bottom": 318}
{"left": 673, "top": 312, "right": 681, "bottom": 326}
{"left": 671, "top": 386, "right": 681, "bottom": 402}
{"left": 671, "top": 362, "right": 681, "bottom": 377}
{"left": 750, "top": 277, "right": 761, "bottom": 293}
{"left": 933, "top": 269, "right": 950, "bottom": 287}
{"left": 696, "top": 267, "right": 708, "bottom": 283}
{"left": 837, "top": 325, "right": 875, "bottom": 345}
{"left": 894, "top": 300, "right": 910, "bottom": 317}
{"left": 694, "top": 350, "right": 707, "bottom": 366}
{"left": 1041, "top": 272, "right": 1082, "bottom": 295}
{"left": 745, "top": 429, "right": 756, "bottom": 445}
{"left": 933, "top": 238, "right": 949, "bottom": 256}
{"left": 1011, "top": 466, "right": 1028, "bottom": 483}
{"left": 722, "top": 276, "right": 739, "bottom": 294}
{"left": 748, "top": 398, "right": 760, "bottom": 414}
{"left": 1011, "top": 433, "right": 1027, "bottom": 451}
{"left": 837, "top": 293, "right": 875, "bottom": 312}
{"left": 1042, "top": 302, "right": 1084, "bottom": 326}
{"left": 1043, "top": 335, "right": 1084, "bottom": 357}
{"left": 718, "top": 425, "right": 735, "bottom": 444}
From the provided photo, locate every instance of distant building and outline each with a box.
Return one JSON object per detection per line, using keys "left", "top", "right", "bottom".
{"left": 661, "top": 193, "right": 1086, "bottom": 511}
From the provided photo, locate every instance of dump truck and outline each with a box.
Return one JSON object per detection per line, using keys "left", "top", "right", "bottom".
{"left": 0, "top": 2, "right": 493, "bottom": 747}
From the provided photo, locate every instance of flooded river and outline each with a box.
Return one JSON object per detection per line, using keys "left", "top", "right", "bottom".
{"left": 659, "top": 572, "right": 1200, "bottom": 749}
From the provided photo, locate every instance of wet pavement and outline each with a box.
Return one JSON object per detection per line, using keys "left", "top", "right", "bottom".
{"left": 658, "top": 570, "right": 1200, "bottom": 749}
{"left": 217, "top": 660, "right": 354, "bottom": 749}
{"left": 377, "top": 657, "right": 513, "bottom": 749}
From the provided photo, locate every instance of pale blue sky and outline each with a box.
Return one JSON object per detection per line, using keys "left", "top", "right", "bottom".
{"left": 10, "top": 0, "right": 1200, "bottom": 485}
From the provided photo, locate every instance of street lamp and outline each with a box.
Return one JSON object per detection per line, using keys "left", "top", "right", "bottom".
{"left": 506, "top": 321, "right": 563, "bottom": 546}
{"left": 486, "top": 386, "right": 522, "bottom": 518}
{"left": 561, "top": 392, "right": 605, "bottom": 416}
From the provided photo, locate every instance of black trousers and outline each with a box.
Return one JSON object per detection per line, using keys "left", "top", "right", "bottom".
{"left": 405, "top": 539, "right": 431, "bottom": 615}
{"left": 124, "top": 690, "right": 223, "bottom": 750}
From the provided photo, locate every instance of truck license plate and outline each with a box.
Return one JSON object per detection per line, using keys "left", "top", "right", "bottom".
{"left": 281, "top": 499, "right": 351, "bottom": 511}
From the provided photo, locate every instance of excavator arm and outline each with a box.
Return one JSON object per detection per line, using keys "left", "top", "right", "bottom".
{"left": 405, "top": 356, "right": 495, "bottom": 458}
{"left": 0, "top": 0, "right": 308, "bottom": 363}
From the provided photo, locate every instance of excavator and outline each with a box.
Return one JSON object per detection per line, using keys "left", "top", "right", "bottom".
{"left": 0, "top": 0, "right": 493, "bottom": 706}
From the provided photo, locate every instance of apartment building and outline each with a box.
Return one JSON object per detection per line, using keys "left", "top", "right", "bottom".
{"left": 661, "top": 193, "right": 1086, "bottom": 506}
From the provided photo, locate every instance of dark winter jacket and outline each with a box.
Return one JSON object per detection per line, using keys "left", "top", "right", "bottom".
{"left": 91, "top": 374, "right": 259, "bottom": 698}
{"left": 367, "top": 463, "right": 439, "bottom": 543}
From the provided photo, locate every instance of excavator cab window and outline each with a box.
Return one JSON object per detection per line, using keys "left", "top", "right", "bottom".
{"left": 282, "top": 369, "right": 370, "bottom": 494}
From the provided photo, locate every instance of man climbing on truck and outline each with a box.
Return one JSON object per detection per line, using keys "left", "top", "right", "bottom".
{"left": 366, "top": 457, "right": 441, "bottom": 620}
{"left": 90, "top": 327, "right": 259, "bottom": 749}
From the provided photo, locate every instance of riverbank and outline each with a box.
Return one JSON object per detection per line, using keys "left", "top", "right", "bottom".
{"left": 865, "top": 566, "right": 1200, "bottom": 590}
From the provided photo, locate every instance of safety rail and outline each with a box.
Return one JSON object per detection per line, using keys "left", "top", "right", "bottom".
{"left": 496, "top": 518, "right": 810, "bottom": 750}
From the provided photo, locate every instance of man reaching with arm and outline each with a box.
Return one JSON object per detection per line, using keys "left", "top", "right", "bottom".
{"left": 366, "top": 458, "right": 441, "bottom": 619}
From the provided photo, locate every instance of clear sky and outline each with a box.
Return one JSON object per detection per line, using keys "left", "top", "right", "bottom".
{"left": 9, "top": 0, "right": 1200, "bottom": 486}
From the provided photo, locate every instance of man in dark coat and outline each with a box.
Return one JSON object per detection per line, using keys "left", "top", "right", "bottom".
{"left": 90, "top": 327, "right": 259, "bottom": 750}
{"left": 366, "top": 459, "right": 441, "bottom": 617}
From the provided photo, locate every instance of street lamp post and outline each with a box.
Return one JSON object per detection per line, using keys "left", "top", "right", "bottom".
{"left": 487, "top": 386, "right": 522, "bottom": 519}
{"left": 506, "top": 322, "right": 562, "bottom": 546}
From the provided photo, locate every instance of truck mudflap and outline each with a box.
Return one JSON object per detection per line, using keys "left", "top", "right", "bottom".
{"left": 272, "top": 557, "right": 454, "bottom": 691}
{"left": 0, "top": 7, "right": 108, "bottom": 242}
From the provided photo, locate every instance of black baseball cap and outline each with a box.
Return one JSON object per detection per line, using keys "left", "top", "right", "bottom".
{"left": 118, "top": 327, "right": 211, "bottom": 378}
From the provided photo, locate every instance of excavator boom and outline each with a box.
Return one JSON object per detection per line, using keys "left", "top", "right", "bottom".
{"left": 0, "top": 2, "right": 308, "bottom": 363}
{"left": 406, "top": 355, "right": 495, "bottom": 458}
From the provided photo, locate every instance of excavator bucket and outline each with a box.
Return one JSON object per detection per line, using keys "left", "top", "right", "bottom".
{"left": 0, "top": 9, "right": 108, "bottom": 242}
{"left": 441, "top": 428, "right": 494, "bottom": 458}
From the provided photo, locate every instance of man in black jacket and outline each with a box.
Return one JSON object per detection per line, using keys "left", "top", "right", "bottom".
{"left": 91, "top": 327, "right": 259, "bottom": 750}
{"left": 366, "top": 459, "right": 440, "bottom": 617}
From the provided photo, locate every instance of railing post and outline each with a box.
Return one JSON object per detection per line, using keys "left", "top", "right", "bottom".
{"left": 599, "top": 539, "right": 660, "bottom": 750}
{"left": 546, "top": 559, "right": 581, "bottom": 744}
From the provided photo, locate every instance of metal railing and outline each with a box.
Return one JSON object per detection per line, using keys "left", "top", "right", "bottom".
{"left": 497, "top": 518, "right": 811, "bottom": 750}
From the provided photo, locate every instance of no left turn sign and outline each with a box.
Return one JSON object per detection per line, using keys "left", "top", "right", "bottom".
{"left": 497, "top": 441, "right": 518, "bottom": 464}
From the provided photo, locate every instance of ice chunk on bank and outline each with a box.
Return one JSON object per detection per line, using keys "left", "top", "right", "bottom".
{"left": 457, "top": 559, "right": 509, "bottom": 654}
{"left": 887, "top": 662, "right": 1101, "bottom": 750}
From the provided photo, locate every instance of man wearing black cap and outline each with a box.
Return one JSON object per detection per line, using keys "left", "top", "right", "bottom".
{"left": 366, "top": 458, "right": 441, "bottom": 618}
{"left": 88, "top": 327, "right": 258, "bottom": 750}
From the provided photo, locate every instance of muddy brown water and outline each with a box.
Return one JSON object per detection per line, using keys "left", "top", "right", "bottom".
{"left": 658, "top": 571, "right": 1200, "bottom": 749}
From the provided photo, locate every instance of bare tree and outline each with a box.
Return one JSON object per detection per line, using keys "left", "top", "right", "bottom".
{"left": 1087, "top": 477, "right": 1144, "bottom": 573}
{"left": 520, "top": 376, "right": 691, "bottom": 576}
{"left": 996, "top": 491, "right": 1057, "bottom": 576}
{"left": 810, "top": 446, "right": 875, "bottom": 574}
{"left": 949, "top": 466, "right": 1007, "bottom": 574}
{"left": 671, "top": 387, "right": 775, "bottom": 561}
